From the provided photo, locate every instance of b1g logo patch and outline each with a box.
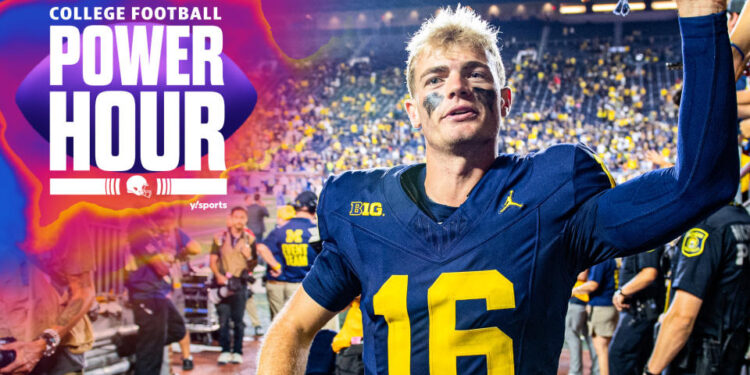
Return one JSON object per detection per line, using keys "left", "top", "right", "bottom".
{"left": 682, "top": 228, "right": 708, "bottom": 257}
{"left": 349, "top": 201, "right": 383, "bottom": 217}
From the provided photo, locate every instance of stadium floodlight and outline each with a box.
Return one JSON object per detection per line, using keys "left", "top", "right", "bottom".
{"left": 488, "top": 5, "right": 500, "bottom": 17}
{"left": 651, "top": 1, "right": 678, "bottom": 10}
{"left": 592, "top": 3, "right": 618, "bottom": 12}
{"left": 611, "top": 0, "right": 645, "bottom": 15}
{"left": 559, "top": 4, "right": 586, "bottom": 14}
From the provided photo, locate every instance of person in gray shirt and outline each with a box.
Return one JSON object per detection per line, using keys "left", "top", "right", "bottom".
{"left": 246, "top": 194, "right": 270, "bottom": 241}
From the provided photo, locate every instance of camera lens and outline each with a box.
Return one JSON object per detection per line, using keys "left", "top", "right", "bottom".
{"left": 0, "top": 338, "right": 17, "bottom": 369}
{"left": 0, "top": 350, "right": 15, "bottom": 368}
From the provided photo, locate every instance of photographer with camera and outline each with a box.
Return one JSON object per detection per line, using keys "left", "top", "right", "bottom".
{"left": 210, "top": 207, "right": 257, "bottom": 365}
{"left": 0, "top": 212, "right": 95, "bottom": 375}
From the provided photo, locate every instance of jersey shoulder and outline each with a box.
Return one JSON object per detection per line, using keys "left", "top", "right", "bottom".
{"left": 318, "top": 166, "right": 405, "bottom": 213}
{"left": 317, "top": 167, "right": 399, "bottom": 237}
{"left": 527, "top": 143, "right": 615, "bottom": 205}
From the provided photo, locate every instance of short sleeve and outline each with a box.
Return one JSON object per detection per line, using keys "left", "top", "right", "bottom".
{"left": 637, "top": 247, "right": 661, "bottom": 270}
{"left": 588, "top": 262, "right": 606, "bottom": 285}
{"left": 210, "top": 234, "right": 221, "bottom": 256}
{"left": 672, "top": 227, "right": 720, "bottom": 299}
{"left": 262, "top": 228, "right": 280, "bottom": 253}
{"left": 302, "top": 242, "right": 361, "bottom": 312}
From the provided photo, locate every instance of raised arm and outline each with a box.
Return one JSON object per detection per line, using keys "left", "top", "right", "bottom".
{"left": 569, "top": 2, "right": 739, "bottom": 267}
{"left": 257, "top": 287, "right": 339, "bottom": 375}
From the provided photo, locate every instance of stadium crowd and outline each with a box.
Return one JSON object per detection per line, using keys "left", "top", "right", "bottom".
{"left": 227, "top": 27, "right": 690, "bottom": 196}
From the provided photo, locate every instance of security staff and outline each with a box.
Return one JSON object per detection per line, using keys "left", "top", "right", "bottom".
{"left": 609, "top": 246, "right": 665, "bottom": 375}
{"left": 258, "top": 191, "right": 321, "bottom": 319}
{"left": 645, "top": 205, "right": 750, "bottom": 375}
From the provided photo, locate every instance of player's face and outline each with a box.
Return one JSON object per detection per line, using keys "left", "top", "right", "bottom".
{"left": 406, "top": 44, "right": 512, "bottom": 154}
{"left": 230, "top": 211, "right": 247, "bottom": 230}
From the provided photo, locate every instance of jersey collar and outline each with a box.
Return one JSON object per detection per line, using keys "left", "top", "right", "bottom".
{"left": 382, "top": 155, "right": 518, "bottom": 259}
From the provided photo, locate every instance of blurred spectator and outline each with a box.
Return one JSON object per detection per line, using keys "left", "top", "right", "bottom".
{"left": 154, "top": 208, "right": 201, "bottom": 372}
{"left": 126, "top": 214, "right": 186, "bottom": 375}
{"left": 572, "top": 259, "right": 619, "bottom": 375}
{"left": 245, "top": 194, "right": 270, "bottom": 242}
{"left": 566, "top": 269, "right": 599, "bottom": 375}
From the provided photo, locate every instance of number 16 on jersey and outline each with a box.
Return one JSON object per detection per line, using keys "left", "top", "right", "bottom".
{"left": 373, "top": 270, "right": 516, "bottom": 375}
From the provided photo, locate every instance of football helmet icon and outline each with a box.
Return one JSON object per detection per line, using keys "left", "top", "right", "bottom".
{"left": 126, "top": 175, "right": 152, "bottom": 198}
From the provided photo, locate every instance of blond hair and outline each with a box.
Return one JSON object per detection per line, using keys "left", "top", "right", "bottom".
{"left": 405, "top": 5, "right": 505, "bottom": 98}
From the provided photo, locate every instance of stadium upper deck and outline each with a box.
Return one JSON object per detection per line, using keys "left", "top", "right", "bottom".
{"left": 228, "top": 5, "right": 690, "bottom": 194}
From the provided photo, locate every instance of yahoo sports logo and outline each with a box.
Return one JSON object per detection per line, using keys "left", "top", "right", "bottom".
{"left": 15, "top": 23, "right": 257, "bottom": 197}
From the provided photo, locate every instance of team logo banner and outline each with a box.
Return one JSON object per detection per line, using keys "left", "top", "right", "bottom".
{"left": 0, "top": 0, "right": 324, "bottom": 246}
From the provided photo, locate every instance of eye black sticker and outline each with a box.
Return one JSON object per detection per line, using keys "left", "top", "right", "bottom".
{"left": 472, "top": 87, "right": 497, "bottom": 114}
{"left": 422, "top": 92, "right": 444, "bottom": 117}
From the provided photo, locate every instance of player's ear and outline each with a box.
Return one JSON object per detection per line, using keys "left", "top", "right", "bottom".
{"left": 404, "top": 97, "right": 422, "bottom": 129}
{"left": 499, "top": 87, "right": 512, "bottom": 118}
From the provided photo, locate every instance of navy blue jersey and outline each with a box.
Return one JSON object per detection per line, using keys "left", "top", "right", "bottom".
{"left": 588, "top": 259, "right": 617, "bottom": 306}
{"left": 302, "top": 12, "right": 738, "bottom": 375}
{"left": 304, "top": 143, "right": 619, "bottom": 374}
{"left": 264, "top": 217, "right": 320, "bottom": 282}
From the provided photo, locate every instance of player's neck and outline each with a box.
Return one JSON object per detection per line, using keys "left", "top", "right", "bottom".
{"left": 423, "top": 148, "right": 495, "bottom": 207}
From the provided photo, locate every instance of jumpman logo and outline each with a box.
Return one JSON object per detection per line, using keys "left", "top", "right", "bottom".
{"left": 500, "top": 190, "right": 524, "bottom": 213}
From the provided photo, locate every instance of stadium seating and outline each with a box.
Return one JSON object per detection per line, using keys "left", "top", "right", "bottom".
{"left": 228, "top": 19, "right": 685, "bottom": 194}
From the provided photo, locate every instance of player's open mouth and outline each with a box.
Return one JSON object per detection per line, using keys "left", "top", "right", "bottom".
{"left": 445, "top": 106, "right": 478, "bottom": 121}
